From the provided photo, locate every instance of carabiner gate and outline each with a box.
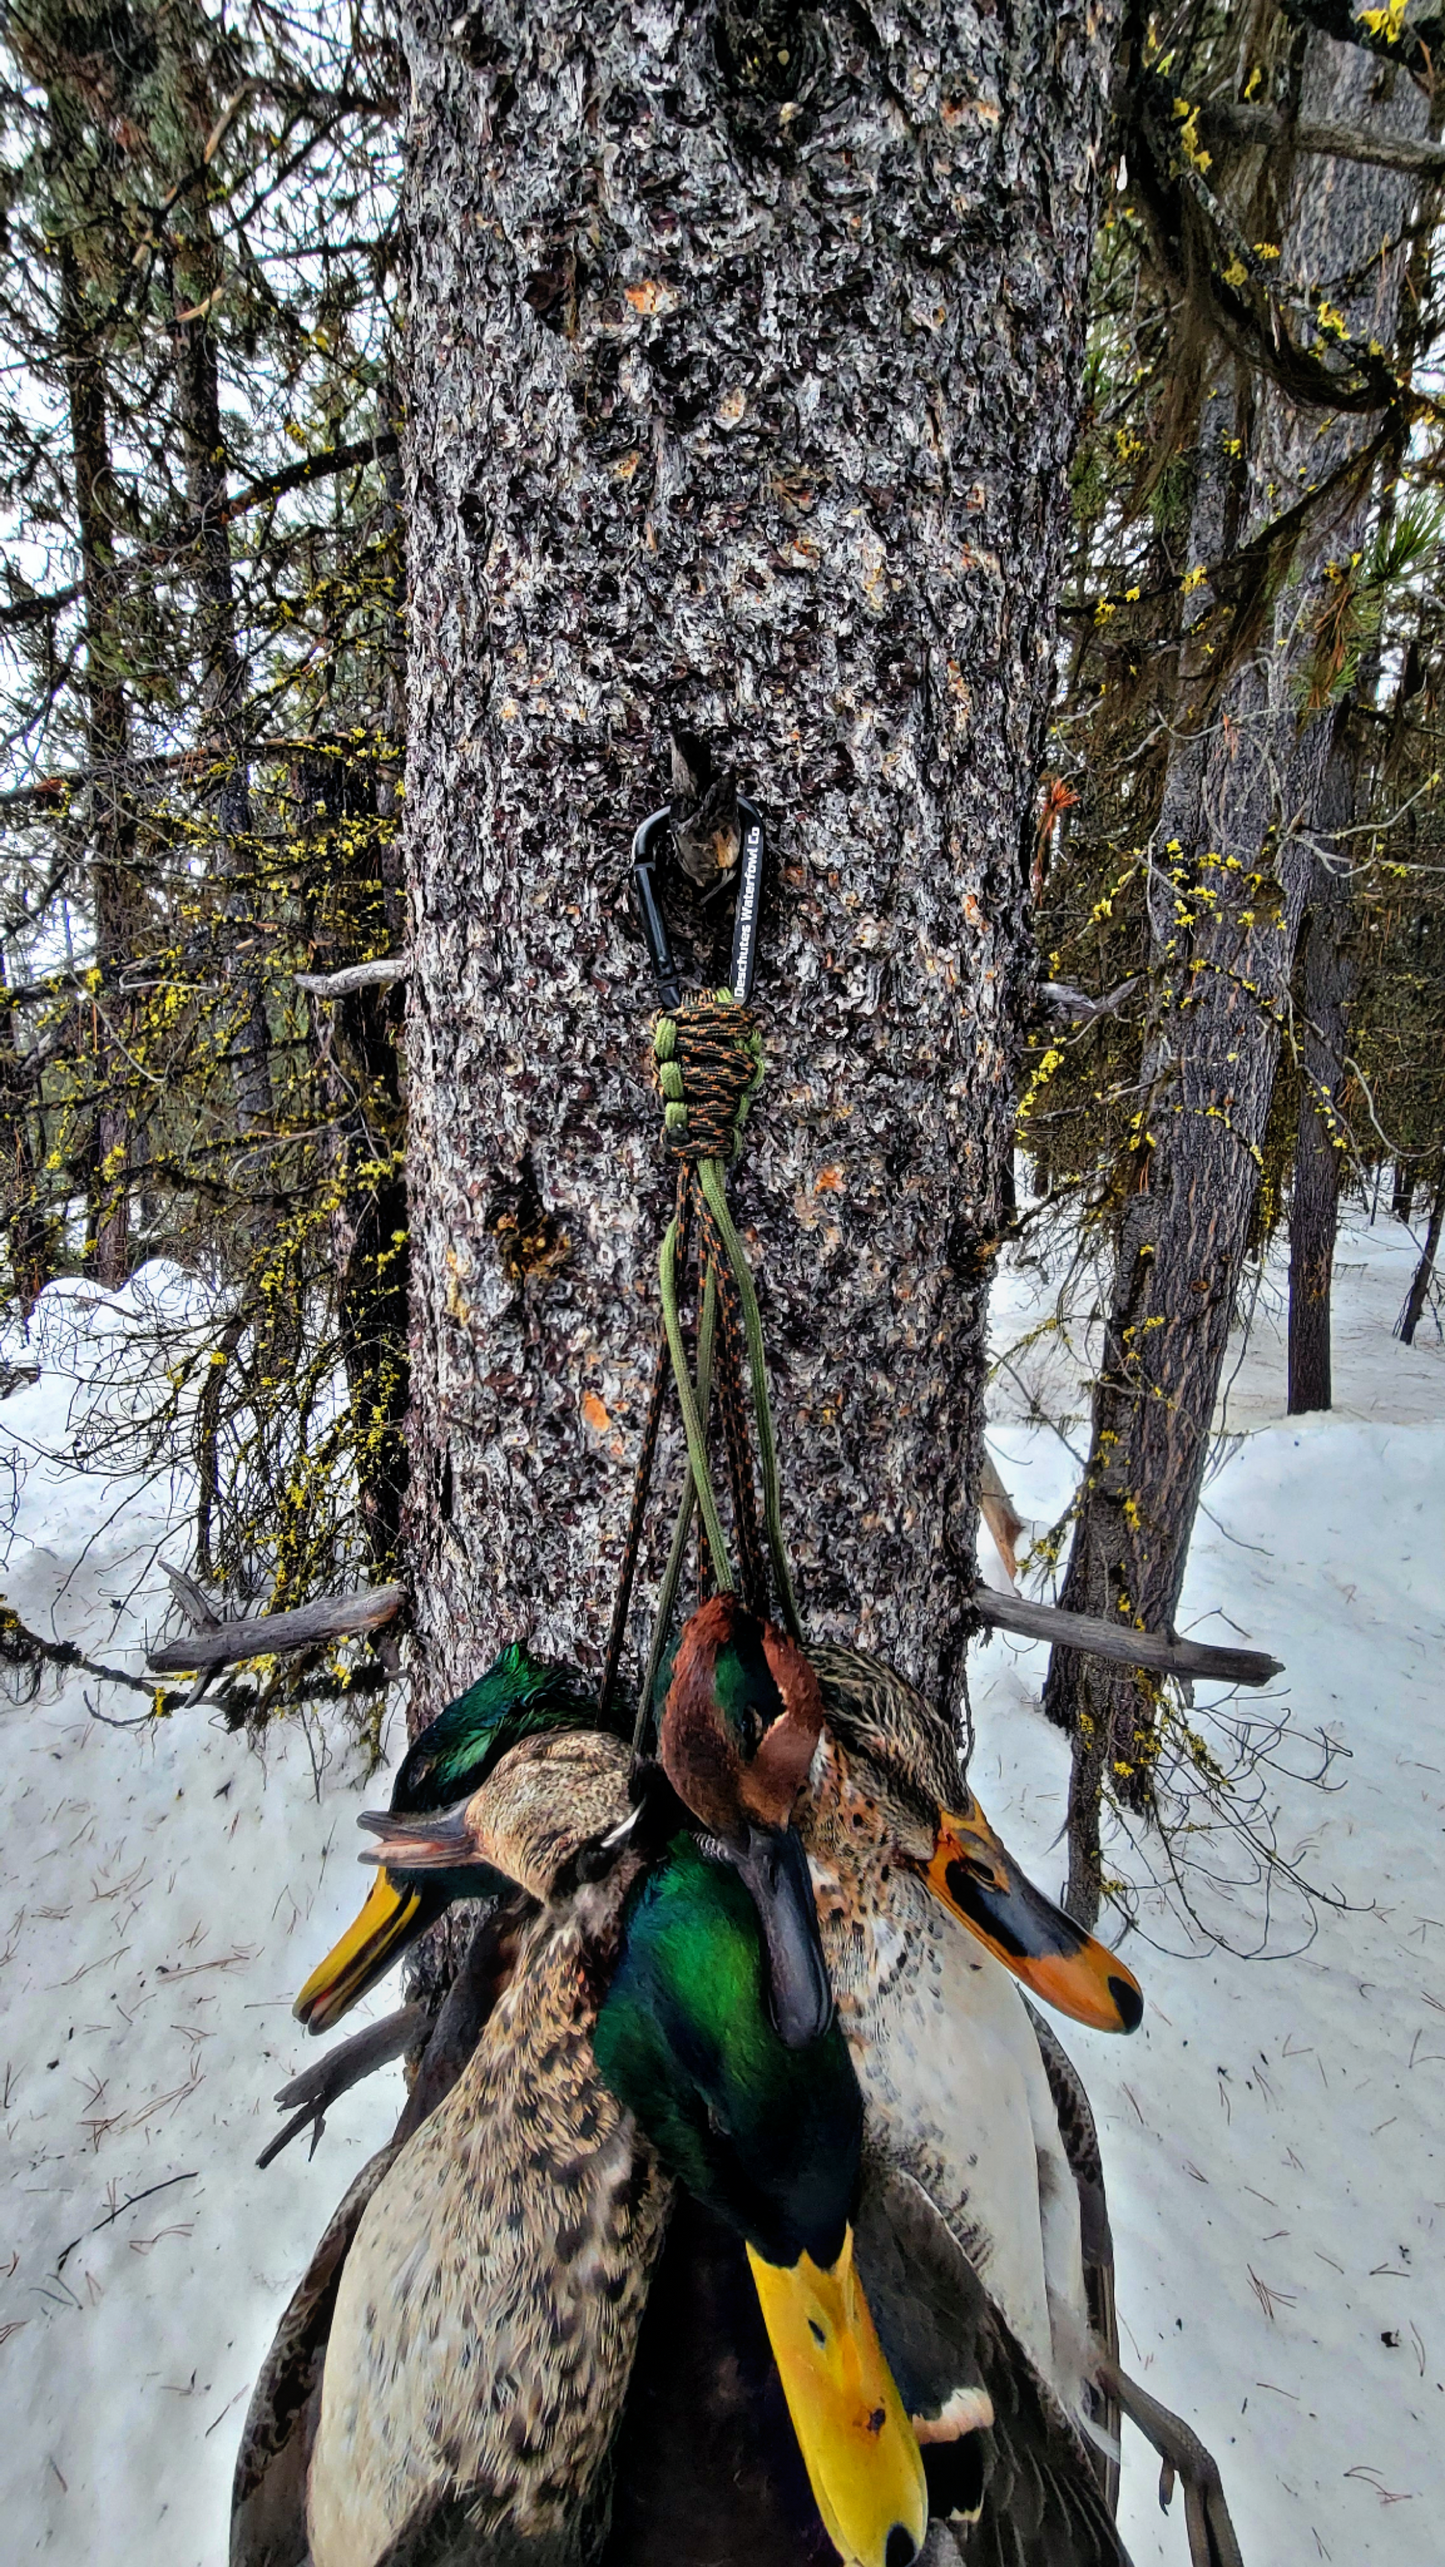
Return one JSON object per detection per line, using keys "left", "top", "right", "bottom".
{"left": 631, "top": 795, "right": 765, "bottom": 1010}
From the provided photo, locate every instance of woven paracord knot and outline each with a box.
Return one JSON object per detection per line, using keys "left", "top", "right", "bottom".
{"left": 653, "top": 991, "right": 764, "bottom": 1163}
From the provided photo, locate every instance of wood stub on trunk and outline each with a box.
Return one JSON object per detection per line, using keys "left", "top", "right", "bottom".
{"left": 973, "top": 1586, "right": 1282, "bottom": 1689}
{"left": 147, "top": 1582, "right": 404, "bottom": 1673}
{"left": 396, "top": 3, "right": 1118, "bottom": 1732}
{"left": 296, "top": 958, "right": 410, "bottom": 998}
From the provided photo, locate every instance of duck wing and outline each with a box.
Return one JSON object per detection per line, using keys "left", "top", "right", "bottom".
{"left": 1025, "top": 2004, "right": 1121, "bottom": 2513}
{"left": 231, "top": 2141, "right": 399, "bottom": 2567}
{"left": 854, "top": 2158, "right": 1131, "bottom": 2567}
{"left": 232, "top": 1896, "right": 534, "bottom": 2567}
{"left": 1026, "top": 2008, "right": 1113, "bottom": 2289}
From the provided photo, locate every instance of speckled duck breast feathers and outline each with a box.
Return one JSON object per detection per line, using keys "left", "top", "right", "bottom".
{"left": 800, "top": 1729, "right": 928, "bottom": 1983}
{"left": 797, "top": 1729, "right": 1086, "bottom": 2408}
{"left": 306, "top": 1736, "right": 669, "bottom": 2567}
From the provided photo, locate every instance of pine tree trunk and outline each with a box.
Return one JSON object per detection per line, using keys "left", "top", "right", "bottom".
{"left": 1288, "top": 710, "right": 1358, "bottom": 1414}
{"left": 397, "top": 1, "right": 1120, "bottom": 1738}
{"left": 1398, "top": 1156, "right": 1445, "bottom": 1346}
{"left": 169, "top": 218, "right": 275, "bottom": 1150}
{"left": 0, "top": 953, "right": 52, "bottom": 1313}
{"left": 1391, "top": 1163, "right": 1415, "bottom": 1223}
{"left": 58, "top": 237, "right": 137, "bottom": 1290}
{"left": 1044, "top": 33, "right": 1425, "bottom": 1924}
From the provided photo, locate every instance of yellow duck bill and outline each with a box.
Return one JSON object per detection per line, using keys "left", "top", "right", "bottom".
{"left": 923, "top": 1797, "right": 1143, "bottom": 2034}
{"left": 746, "top": 2227, "right": 928, "bottom": 2567}
{"left": 292, "top": 1869, "right": 426, "bottom": 2035}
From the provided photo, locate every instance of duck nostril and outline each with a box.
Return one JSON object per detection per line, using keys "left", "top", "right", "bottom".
{"left": 885, "top": 2525, "right": 918, "bottom": 2567}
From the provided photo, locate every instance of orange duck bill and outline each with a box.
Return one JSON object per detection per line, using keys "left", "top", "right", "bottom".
{"left": 921, "top": 1795, "right": 1143, "bottom": 2034}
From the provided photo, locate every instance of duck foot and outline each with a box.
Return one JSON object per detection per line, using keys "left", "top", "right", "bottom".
{"left": 257, "top": 2004, "right": 429, "bottom": 2169}
{"left": 1097, "top": 2358, "right": 1244, "bottom": 2567}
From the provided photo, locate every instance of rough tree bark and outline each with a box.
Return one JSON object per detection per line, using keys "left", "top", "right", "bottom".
{"left": 1043, "top": 31, "right": 1425, "bottom": 1923}
{"left": 58, "top": 226, "right": 139, "bottom": 1288}
{"left": 1287, "top": 706, "right": 1357, "bottom": 1414}
{"left": 397, "top": 1, "right": 1120, "bottom": 1744}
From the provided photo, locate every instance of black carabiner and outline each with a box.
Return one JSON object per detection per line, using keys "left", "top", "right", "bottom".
{"left": 631, "top": 794, "right": 765, "bottom": 1010}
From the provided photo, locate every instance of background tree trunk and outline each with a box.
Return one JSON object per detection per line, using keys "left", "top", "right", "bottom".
{"left": 58, "top": 230, "right": 137, "bottom": 1289}
{"left": 0, "top": 953, "right": 53, "bottom": 1311}
{"left": 1043, "top": 30, "right": 1425, "bottom": 1923}
{"left": 397, "top": 1, "right": 1119, "bottom": 1739}
{"left": 1398, "top": 1152, "right": 1445, "bottom": 1344}
{"left": 168, "top": 205, "right": 275, "bottom": 1150}
{"left": 1288, "top": 707, "right": 1358, "bottom": 1413}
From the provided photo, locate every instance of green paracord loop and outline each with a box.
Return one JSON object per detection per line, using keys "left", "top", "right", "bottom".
{"left": 627, "top": 979, "right": 802, "bottom": 1752}
{"left": 636, "top": 1262, "right": 717, "bottom": 1749}
{"left": 653, "top": 989, "right": 764, "bottom": 1163}
{"left": 659, "top": 1209, "right": 732, "bottom": 1586}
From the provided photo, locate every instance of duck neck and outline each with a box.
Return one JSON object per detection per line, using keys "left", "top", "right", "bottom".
{"left": 799, "top": 1734, "right": 925, "bottom": 2024}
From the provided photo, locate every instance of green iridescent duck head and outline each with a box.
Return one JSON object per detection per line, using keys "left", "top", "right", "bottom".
{"left": 292, "top": 1639, "right": 601, "bottom": 2034}
{"left": 592, "top": 1822, "right": 925, "bottom": 2567}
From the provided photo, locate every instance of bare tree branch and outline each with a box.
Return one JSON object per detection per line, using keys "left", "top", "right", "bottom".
{"left": 0, "top": 433, "right": 398, "bottom": 639}
{"left": 146, "top": 1581, "right": 405, "bottom": 1674}
{"left": 295, "top": 957, "right": 409, "bottom": 998}
{"left": 1038, "top": 978, "right": 1139, "bottom": 1026}
{"left": 1201, "top": 99, "right": 1445, "bottom": 184}
{"left": 971, "top": 1586, "right": 1283, "bottom": 1687}
{"left": 2, "top": 1604, "right": 159, "bottom": 1696}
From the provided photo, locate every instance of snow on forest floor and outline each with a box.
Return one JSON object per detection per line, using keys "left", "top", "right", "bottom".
{"left": 980, "top": 1203, "right": 1445, "bottom": 2566}
{"left": 0, "top": 1209, "right": 1441, "bottom": 2563}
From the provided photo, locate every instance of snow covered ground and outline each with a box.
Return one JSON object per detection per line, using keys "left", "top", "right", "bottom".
{"left": 0, "top": 1208, "right": 1441, "bottom": 2564}
{"left": 0, "top": 1280, "right": 406, "bottom": 2561}
{"left": 980, "top": 1204, "right": 1445, "bottom": 2566}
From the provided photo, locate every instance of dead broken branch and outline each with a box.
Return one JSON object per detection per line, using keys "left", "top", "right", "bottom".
{"left": 979, "top": 1449, "right": 1025, "bottom": 1588}
{"left": 971, "top": 1585, "right": 1282, "bottom": 1688}
{"left": 1038, "top": 977, "right": 1139, "bottom": 1027}
{"left": 147, "top": 1582, "right": 405, "bottom": 1675}
{"left": 295, "top": 957, "right": 409, "bottom": 999}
